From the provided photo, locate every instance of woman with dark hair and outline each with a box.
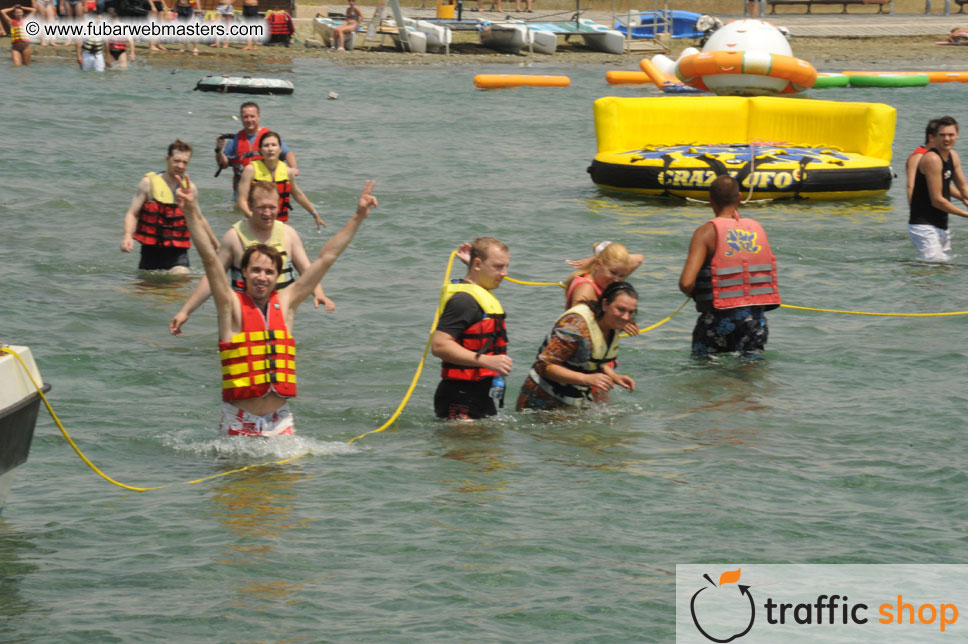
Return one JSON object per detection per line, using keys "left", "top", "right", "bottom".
{"left": 516, "top": 281, "right": 638, "bottom": 411}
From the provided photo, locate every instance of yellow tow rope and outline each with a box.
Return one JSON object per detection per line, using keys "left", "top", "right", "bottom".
{"left": 779, "top": 303, "right": 968, "bottom": 317}
{"left": 13, "top": 252, "right": 964, "bottom": 492}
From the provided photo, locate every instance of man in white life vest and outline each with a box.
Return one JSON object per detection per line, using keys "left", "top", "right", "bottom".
{"left": 679, "top": 174, "right": 781, "bottom": 358}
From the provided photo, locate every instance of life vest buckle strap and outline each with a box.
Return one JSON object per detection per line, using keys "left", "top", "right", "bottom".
{"left": 716, "top": 278, "right": 745, "bottom": 288}
{"left": 748, "top": 275, "right": 774, "bottom": 285}
{"left": 714, "top": 265, "right": 744, "bottom": 276}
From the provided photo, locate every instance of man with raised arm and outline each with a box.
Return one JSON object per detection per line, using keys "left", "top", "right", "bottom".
{"left": 168, "top": 181, "right": 334, "bottom": 336}
{"left": 177, "top": 176, "right": 377, "bottom": 436}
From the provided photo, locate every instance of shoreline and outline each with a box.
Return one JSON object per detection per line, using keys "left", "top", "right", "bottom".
{"left": 6, "top": 2, "right": 965, "bottom": 69}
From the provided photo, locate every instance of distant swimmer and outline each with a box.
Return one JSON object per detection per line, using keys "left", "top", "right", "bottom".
{"left": 1, "top": 5, "right": 35, "bottom": 66}
{"left": 169, "top": 180, "right": 335, "bottom": 336}
{"left": 236, "top": 131, "right": 326, "bottom": 229}
{"left": 177, "top": 178, "right": 378, "bottom": 437}
{"left": 431, "top": 238, "right": 511, "bottom": 420}
{"left": 121, "top": 140, "right": 219, "bottom": 275}
{"left": 216, "top": 102, "right": 297, "bottom": 194}
{"left": 516, "top": 281, "right": 638, "bottom": 411}
{"left": 679, "top": 174, "right": 781, "bottom": 358}
{"left": 908, "top": 116, "right": 968, "bottom": 262}
{"left": 564, "top": 241, "right": 643, "bottom": 335}
{"left": 948, "top": 28, "right": 968, "bottom": 43}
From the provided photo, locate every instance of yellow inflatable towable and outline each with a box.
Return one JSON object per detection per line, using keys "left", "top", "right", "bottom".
{"left": 588, "top": 96, "right": 896, "bottom": 201}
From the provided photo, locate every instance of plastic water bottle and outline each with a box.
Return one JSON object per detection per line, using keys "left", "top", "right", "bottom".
{"left": 489, "top": 375, "right": 506, "bottom": 408}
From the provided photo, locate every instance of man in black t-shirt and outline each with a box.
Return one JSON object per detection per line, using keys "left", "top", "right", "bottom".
{"left": 431, "top": 238, "right": 512, "bottom": 420}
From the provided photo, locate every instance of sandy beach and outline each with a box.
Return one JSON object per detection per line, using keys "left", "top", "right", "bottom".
{"left": 8, "top": 1, "right": 967, "bottom": 69}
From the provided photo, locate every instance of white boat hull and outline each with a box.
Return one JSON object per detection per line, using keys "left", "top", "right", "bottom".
{"left": 0, "top": 346, "right": 48, "bottom": 513}
{"left": 480, "top": 23, "right": 557, "bottom": 55}
{"left": 578, "top": 19, "right": 624, "bottom": 55}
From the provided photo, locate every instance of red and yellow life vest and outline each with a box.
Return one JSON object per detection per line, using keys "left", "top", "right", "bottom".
{"left": 229, "top": 127, "right": 269, "bottom": 189}
{"left": 693, "top": 217, "right": 780, "bottom": 312}
{"left": 132, "top": 172, "right": 191, "bottom": 249}
{"left": 437, "top": 281, "right": 508, "bottom": 381}
{"left": 10, "top": 19, "right": 28, "bottom": 44}
{"left": 251, "top": 159, "right": 292, "bottom": 222}
{"left": 219, "top": 291, "right": 297, "bottom": 402}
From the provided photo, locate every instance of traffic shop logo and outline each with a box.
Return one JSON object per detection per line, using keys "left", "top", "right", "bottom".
{"left": 689, "top": 569, "right": 755, "bottom": 643}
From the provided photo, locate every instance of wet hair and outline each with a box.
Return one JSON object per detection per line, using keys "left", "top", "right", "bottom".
{"left": 259, "top": 131, "right": 282, "bottom": 148}
{"left": 924, "top": 118, "right": 940, "bottom": 145}
{"left": 240, "top": 243, "right": 283, "bottom": 274}
{"left": 248, "top": 181, "right": 279, "bottom": 208}
{"left": 240, "top": 101, "right": 260, "bottom": 114}
{"left": 709, "top": 174, "right": 740, "bottom": 210}
{"left": 469, "top": 237, "right": 508, "bottom": 264}
{"left": 167, "top": 139, "right": 193, "bottom": 157}
{"left": 565, "top": 241, "right": 632, "bottom": 292}
{"left": 934, "top": 115, "right": 959, "bottom": 134}
{"left": 590, "top": 281, "right": 638, "bottom": 320}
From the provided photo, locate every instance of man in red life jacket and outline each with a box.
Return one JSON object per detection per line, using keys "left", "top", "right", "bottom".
{"left": 908, "top": 116, "right": 968, "bottom": 262}
{"left": 176, "top": 176, "right": 378, "bottom": 437}
{"left": 215, "top": 102, "right": 298, "bottom": 194}
{"left": 121, "top": 140, "right": 219, "bottom": 274}
{"left": 679, "top": 174, "right": 781, "bottom": 358}
{"left": 431, "top": 237, "right": 512, "bottom": 419}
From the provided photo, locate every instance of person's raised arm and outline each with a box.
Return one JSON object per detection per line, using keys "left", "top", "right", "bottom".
{"left": 679, "top": 223, "right": 714, "bottom": 296}
{"left": 176, "top": 176, "right": 234, "bottom": 333}
{"left": 236, "top": 164, "right": 255, "bottom": 217}
{"left": 281, "top": 180, "right": 377, "bottom": 313}
{"left": 289, "top": 177, "right": 325, "bottom": 229}
{"left": 286, "top": 225, "right": 335, "bottom": 311}
{"left": 169, "top": 228, "right": 236, "bottom": 335}
{"left": 121, "top": 176, "right": 151, "bottom": 252}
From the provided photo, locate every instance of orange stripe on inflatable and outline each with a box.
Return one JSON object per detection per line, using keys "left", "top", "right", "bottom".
{"left": 676, "top": 51, "right": 816, "bottom": 91}
{"left": 473, "top": 74, "right": 571, "bottom": 89}
{"left": 606, "top": 70, "right": 651, "bottom": 85}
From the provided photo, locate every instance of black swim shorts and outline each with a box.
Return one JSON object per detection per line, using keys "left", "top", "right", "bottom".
{"left": 138, "top": 245, "right": 190, "bottom": 271}
{"left": 434, "top": 379, "right": 497, "bottom": 420}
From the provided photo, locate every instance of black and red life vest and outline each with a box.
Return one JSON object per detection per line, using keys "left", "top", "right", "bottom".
{"left": 437, "top": 281, "right": 508, "bottom": 381}
{"left": 132, "top": 172, "right": 191, "bottom": 249}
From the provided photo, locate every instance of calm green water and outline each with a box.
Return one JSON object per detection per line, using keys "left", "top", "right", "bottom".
{"left": 2, "top": 56, "right": 967, "bottom": 643}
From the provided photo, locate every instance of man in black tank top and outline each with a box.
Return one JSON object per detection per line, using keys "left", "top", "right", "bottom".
{"left": 908, "top": 116, "right": 968, "bottom": 262}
